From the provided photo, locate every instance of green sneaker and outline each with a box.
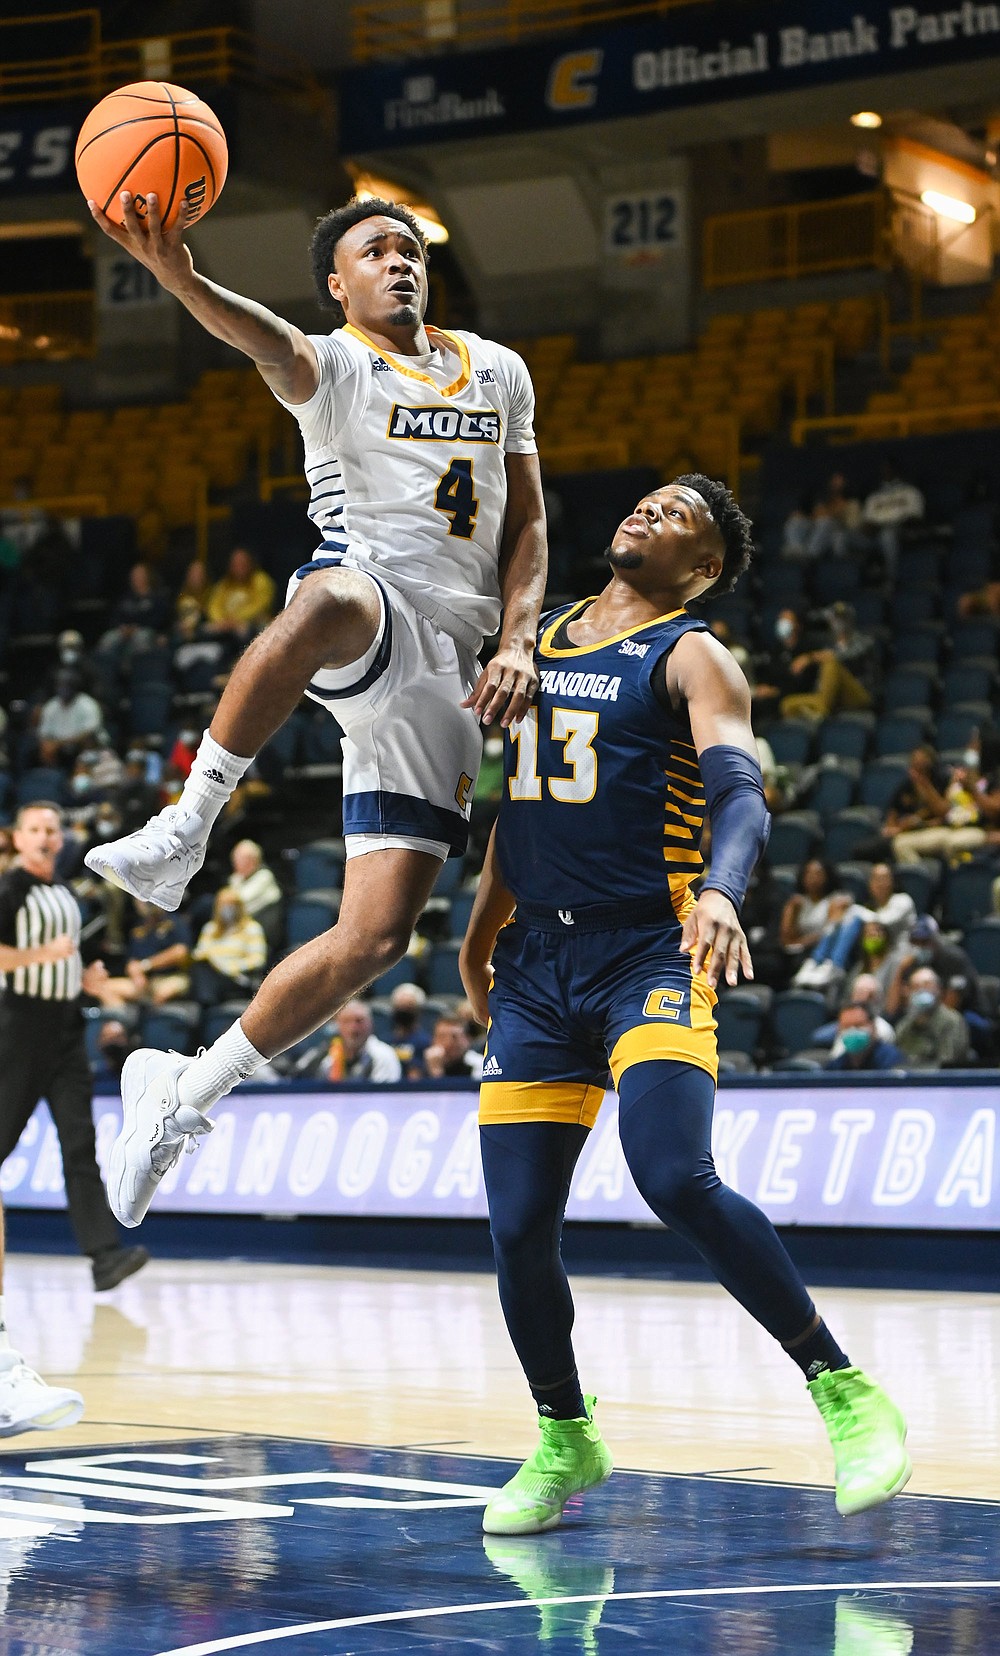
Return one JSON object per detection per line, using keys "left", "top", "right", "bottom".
{"left": 834, "top": 1594, "right": 914, "bottom": 1655}
{"left": 483, "top": 1533, "right": 615, "bottom": 1652}
{"left": 809, "top": 1366, "right": 911, "bottom": 1516}
{"left": 482, "top": 1395, "right": 613, "bottom": 1535}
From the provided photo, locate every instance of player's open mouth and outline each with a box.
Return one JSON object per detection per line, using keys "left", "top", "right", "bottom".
{"left": 621, "top": 518, "right": 649, "bottom": 537}
{"left": 388, "top": 282, "right": 417, "bottom": 296}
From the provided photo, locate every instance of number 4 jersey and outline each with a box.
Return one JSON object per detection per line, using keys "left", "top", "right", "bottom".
{"left": 497, "top": 601, "right": 711, "bottom": 918}
{"left": 273, "top": 324, "right": 536, "bottom": 652}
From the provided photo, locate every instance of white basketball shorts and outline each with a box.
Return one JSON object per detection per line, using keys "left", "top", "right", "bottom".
{"left": 286, "top": 557, "right": 483, "bottom": 863}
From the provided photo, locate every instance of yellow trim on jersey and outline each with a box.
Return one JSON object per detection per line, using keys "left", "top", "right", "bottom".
{"left": 609, "top": 968, "right": 718, "bottom": 1086}
{"left": 539, "top": 599, "right": 688, "bottom": 658}
{"left": 662, "top": 846, "right": 704, "bottom": 864}
{"left": 665, "top": 804, "right": 702, "bottom": 828}
{"left": 666, "top": 871, "right": 699, "bottom": 924}
{"left": 479, "top": 1079, "right": 606, "bottom": 1128}
{"left": 343, "top": 323, "right": 472, "bottom": 397}
{"left": 665, "top": 777, "right": 705, "bottom": 806}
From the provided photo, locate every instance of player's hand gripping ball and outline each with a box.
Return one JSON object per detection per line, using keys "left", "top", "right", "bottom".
{"left": 75, "top": 81, "right": 228, "bottom": 229}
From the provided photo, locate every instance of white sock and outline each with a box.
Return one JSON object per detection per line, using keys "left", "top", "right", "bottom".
{"left": 177, "top": 1020, "right": 267, "bottom": 1112}
{"left": 177, "top": 732, "right": 254, "bottom": 832}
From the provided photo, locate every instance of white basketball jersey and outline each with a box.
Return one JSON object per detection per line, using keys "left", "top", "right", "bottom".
{"left": 273, "top": 325, "right": 537, "bottom": 651}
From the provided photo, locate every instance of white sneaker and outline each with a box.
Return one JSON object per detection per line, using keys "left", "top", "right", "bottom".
{"left": 107, "top": 1049, "right": 213, "bottom": 1228}
{"left": 84, "top": 805, "right": 209, "bottom": 912}
{"left": 0, "top": 1356, "right": 84, "bottom": 1436}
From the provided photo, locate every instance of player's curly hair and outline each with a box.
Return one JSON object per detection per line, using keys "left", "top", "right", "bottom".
{"left": 310, "top": 196, "right": 429, "bottom": 320}
{"left": 673, "top": 473, "right": 754, "bottom": 600}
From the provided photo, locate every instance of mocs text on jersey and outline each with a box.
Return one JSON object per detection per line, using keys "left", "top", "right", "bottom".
{"left": 387, "top": 404, "right": 501, "bottom": 443}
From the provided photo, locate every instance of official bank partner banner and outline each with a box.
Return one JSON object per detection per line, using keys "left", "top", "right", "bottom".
{"left": 341, "top": 1, "right": 1000, "bottom": 151}
{"left": 3, "top": 1080, "right": 997, "bottom": 1229}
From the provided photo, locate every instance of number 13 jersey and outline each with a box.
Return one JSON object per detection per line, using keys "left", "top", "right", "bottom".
{"left": 273, "top": 324, "right": 536, "bottom": 652}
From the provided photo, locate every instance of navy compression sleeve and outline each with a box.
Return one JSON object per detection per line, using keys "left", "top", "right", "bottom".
{"left": 698, "top": 744, "right": 771, "bottom": 915}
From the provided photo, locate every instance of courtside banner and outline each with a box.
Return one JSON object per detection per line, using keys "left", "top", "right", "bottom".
{"left": 342, "top": 1, "right": 1000, "bottom": 150}
{"left": 3, "top": 1077, "right": 997, "bottom": 1228}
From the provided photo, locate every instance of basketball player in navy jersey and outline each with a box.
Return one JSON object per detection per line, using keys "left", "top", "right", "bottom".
{"left": 460, "top": 475, "right": 910, "bottom": 1535}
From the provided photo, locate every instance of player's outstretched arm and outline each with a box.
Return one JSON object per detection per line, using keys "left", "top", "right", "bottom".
{"left": 667, "top": 632, "right": 771, "bottom": 989}
{"left": 459, "top": 825, "right": 516, "bottom": 1026}
{"left": 87, "top": 190, "right": 319, "bottom": 404}
{"left": 463, "top": 452, "right": 547, "bottom": 728}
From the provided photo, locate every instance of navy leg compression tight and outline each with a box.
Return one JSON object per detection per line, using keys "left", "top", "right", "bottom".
{"left": 480, "top": 1061, "right": 819, "bottom": 1392}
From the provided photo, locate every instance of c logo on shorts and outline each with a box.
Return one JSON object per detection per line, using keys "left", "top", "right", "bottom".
{"left": 643, "top": 988, "right": 684, "bottom": 1021}
{"left": 455, "top": 772, "right": 474, "bottom": 814}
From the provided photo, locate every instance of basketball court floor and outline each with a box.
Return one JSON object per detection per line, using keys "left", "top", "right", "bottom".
{"left": 2, "top": 1255, "right": 997, "bottom": 1653}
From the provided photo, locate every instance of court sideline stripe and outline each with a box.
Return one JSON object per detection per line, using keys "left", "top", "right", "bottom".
{"left": 154, "top": 1579, "right": 1000, "bottom": 1655}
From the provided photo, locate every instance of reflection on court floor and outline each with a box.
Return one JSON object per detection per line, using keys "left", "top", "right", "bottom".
{"left": 1, "top": 1432, "right": 996, "bottom": 1655}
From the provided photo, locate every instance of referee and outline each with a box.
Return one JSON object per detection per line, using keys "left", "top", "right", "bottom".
{"left": 0, "top": 802, "right": 148, "bottom": 1291}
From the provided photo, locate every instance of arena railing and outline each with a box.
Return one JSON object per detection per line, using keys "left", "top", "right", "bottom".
{"left": 703, "top": 192, "right": 889, "bottom": 290}
{"left": 791, "top": 400, "right": 1000, "bottom": 445}
{"left": 0, "top": 10, "right": 325, "bottom": 110}
{"left": 351, "top": 0, "right": 726, "bottom": 61}
{"left": 0, "top": 291, "right": 94, "bottom": 361}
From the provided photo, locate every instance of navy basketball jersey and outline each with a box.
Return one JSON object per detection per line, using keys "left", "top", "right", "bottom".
{"left": 496, "top": 599, "right": 710, "bottom": 917}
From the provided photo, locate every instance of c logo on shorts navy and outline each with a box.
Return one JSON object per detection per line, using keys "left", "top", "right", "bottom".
{"left": 481, "top": 600, "right": 718, "bottom": 1127}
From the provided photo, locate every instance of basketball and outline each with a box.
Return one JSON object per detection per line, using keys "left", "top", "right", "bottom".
{"left": 75, "top": 80, "right": 228, "bottom": 230}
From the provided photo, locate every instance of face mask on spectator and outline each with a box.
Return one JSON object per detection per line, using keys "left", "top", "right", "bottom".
{"left": 218, "top": 904, "right": 240, "bottom": 926}
{"left": 775, "top": 616, "right": 795, "bottom": 641}
{"left": 71, "top": 773, "right": 91, "bottom": 795}
{"left": 910, "top": 989, "right": 937, "bottom": 1013}
{"left": 962, "top": 748, "right": 979, "bottom": 768}
{"left": 862, "top": 934, "right": 885, "bottom": 957}
{"left": 842, "top": 1028, "right": 870, "bottom": 1054}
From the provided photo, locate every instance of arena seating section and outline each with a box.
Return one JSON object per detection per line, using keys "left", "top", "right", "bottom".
{"left": 1, "top": 292, "right": 997, "bottom": 1072}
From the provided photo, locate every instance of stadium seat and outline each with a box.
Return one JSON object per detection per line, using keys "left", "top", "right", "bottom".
{"left": 433, "top": 858, "right": 466, "bottom": 896}
{"left": 140, "top": 1001, "right": 200, "bottom": 1056}
{"left": 301, "top": 713, "right": 344, "bottom": 766}
{"left": 858, "top": 759, "right": 907, "bottom": 811}
{"left": 942, "top": 864, "right": 996, "bottom": 931}
{"left": 893, "top": 860, "right": 941, "bottom": 914}
{"left": 425, "top": 941, "right": 465, "bottom": 996}
{"left": 874, "top": 712, "right": 930, "bottom": 757}
{"left": 293, "top": 840, "right": 345, "bottom": 891}
{"left": 714, "top": 986, "right": 771, "bottom": 1058}
{"left": 809, "top": 765, "right": 858, "bottom": 819}
{"left": 717, "top": 1050, "right": 755, "bottom": 1074}
{"left": 897, "top": 549, "right": 941, "bottom": 587}
{"left": 892, "top": 588, "right": 939, "bottom": 627}
{"left": 15, "top": 767, "right": 67, "bottom": 806}
{"left": 771, "top": 990, "right": 829, "bottom": 1057}
{"left": 766, "top": 812, "right": 819, "bottom": 866}
{"left": 812, "top": 559, "right": 859, "bottom": 605}
{"left": 936, "top": 711, "right": 983, "bottom": 752}
{"left": 767, "top": 866, "right": 798, "bottom": 905}
{"left": 962, "top": 919, "right": 1000, "bottom": 975}
{"left": 833, "top": 861, "right": 872, "bottom": 903}
{"left": 129, "top": 645, "right": 173, "bottom": 685}
{"left": 766, "top": 721, "right": 815, "bottom": 766}
{"left": 949, "top": 620, "right": 999, "bottom": 659}
{"left": 941, "top": 663, "right": 996, "bottom": 705}
{"left": 819, "top": 712, "right": 873, "bottom": 762}
{"left": 824, "top": 808, "right": 880, "bottom": 863}
{"left": 891, "top": 627, "right": 943, "bottom": 667}
{"left": 770, "top": 1053, "right": 825, "bottom": 1073}
{"left": 881, "top": 667, "right": 938, "bottom": 712}
{"left": 129, "top": 681, "right": 174, "bottom": 736}
{"left": 448, "top": 887, "right": 477, "bottom": 937}
{"left": 370, "top": 957, "right": 419, "bottom": 995}
{"left": 200, "top": 999, "right": 252, "bottom": 1047}
{"left": 285, "top": 889, "right": 340, "bottom": 947}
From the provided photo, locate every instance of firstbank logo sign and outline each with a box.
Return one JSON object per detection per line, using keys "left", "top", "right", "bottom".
{"left": 387, "top": 404, "right": 501, "bottom": 443}
{"left": 546, "top": 48, "right": 604, "bottom": 111}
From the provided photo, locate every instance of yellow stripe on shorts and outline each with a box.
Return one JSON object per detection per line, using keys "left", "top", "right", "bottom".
{"left": 479, "top": 1080, "right": 607, "bottom": 1128}
{"left": 608, "top": 969, "right": 719, "bottom": 1087}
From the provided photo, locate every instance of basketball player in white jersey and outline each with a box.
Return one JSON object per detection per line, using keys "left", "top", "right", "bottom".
{"left": 83, "top": 191, "right": 546, "bottom": 1226}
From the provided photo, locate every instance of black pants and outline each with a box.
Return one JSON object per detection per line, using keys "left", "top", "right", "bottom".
{"left": 0, "top": 998, "right": 120, "bottom": 1257}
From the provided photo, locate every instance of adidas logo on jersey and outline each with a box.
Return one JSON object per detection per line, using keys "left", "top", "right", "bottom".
{"left": 387, "top": 404, "right": 501, "bottom": 443}
{"left": 482, "top": 1054, "right": 503, "bottom": 1077}
{"left": 370, "top": 356, "right": 391, "bottom": 372}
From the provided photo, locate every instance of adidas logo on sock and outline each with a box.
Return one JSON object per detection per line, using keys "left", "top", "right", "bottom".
{"left": 203, "top": 768, "right": 228, "bottom": 786}
{"left": 482, "top": 1054, "right": 503, "bottom": 1077}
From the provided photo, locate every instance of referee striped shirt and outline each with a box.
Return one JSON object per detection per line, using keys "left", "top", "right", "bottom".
{"left": 0, "top": 867, "right": 82, "bottom": 1001}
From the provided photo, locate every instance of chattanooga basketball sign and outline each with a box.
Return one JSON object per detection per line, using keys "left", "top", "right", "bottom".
{"left": 3, "top": 1083, "right": 997, "bottom": 1229}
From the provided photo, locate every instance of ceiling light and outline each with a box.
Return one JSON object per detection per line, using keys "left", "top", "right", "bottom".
{"left": 850, "top": 111, "right": 882, "bottom": 129}
{"left": 920, "top": 189, "right": 976, "bottom": 223}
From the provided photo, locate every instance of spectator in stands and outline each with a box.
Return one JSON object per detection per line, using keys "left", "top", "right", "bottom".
{"left": 861, "top": 459, "right": 925, "bottom": 577}
{"left": 884, "top": 915, "right": 982, "bottom": 1023}
{"left": 0, "top": 477, "right": 43, "bottom": 560}
{"left": 190, "top": 889, "right": 266, "bottom": 1006}
{"left": 175, "top": 558, "right": 212, "bottom": 619}
{"left": 894, "top": 967, "right": 969, "bottom": 1070}
{"left": 741, "top": 862, "right": 792, "bottom": 988}
{"left": 780, "top": 493, "right": 817, "bottom": 561}
{"left": 389, "top": 982, "right": 431, "bottom": 1078}
{"left": 228, "top": 838, "right": 283, "bottom": 951}
{"left": 824, "top": 1003, "right": 904, "bottom": 1071}
{"left": 167, "top": 725, "right": 200, "bottom": 785}
{"left": 779, "top": 858, "right": 842, "bottom": 967}
{"left": 53, "top": 629, "right": 103, "bottom": 701}
{"left": 35, "top": 669, "right": 105, "bottom": 768}
{"left": 319, "top": 1000, "right": 401, "bottom": 1083}
{"left": 469, "top": 728, "right": 505, "bottom": 859}
{"left": 69, "top": 744, "right": 126, "bottom": 809}
{"left": 422, "top": 1013, "right": 485, "bottom": 1081}
{"left": 114, "top": 746, "right": 163, "bottom": 832}
{"left": 853, "top": 745, "right": 949, "bottom": 863}
{"left": 96, "top": 561, "right": 170, "bottom": 669}
{"left": 92, "top": 1018, "right": 139, "bottom": 1084}
{"left": 92, "top": 900, "right": 192, "bottom": 1012}
{"left": 780, "top": 602, "right": 874, "bottom": 722}
{"left": 171, "top": 598, "right": 226, "bottom": 693}
{"left": 781, "top": 475, "right": 861, "bottom": 561}
{"left": 206, "top": 548, "right": 275, "bottom": 642}
{"left": 752, "top": 608, "right": 816, "bottom": 724}
{"left": 0, "top": 828, "right": 15, "bottom": 878}
{"left": 794, "top": 862, "right": 915, "bottom": 990}
{"left": 894, "top": 726, "right": 1000, "bottom": 865}
{"left": 814, "top": 972, "right": 897, "bottom": 1058}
